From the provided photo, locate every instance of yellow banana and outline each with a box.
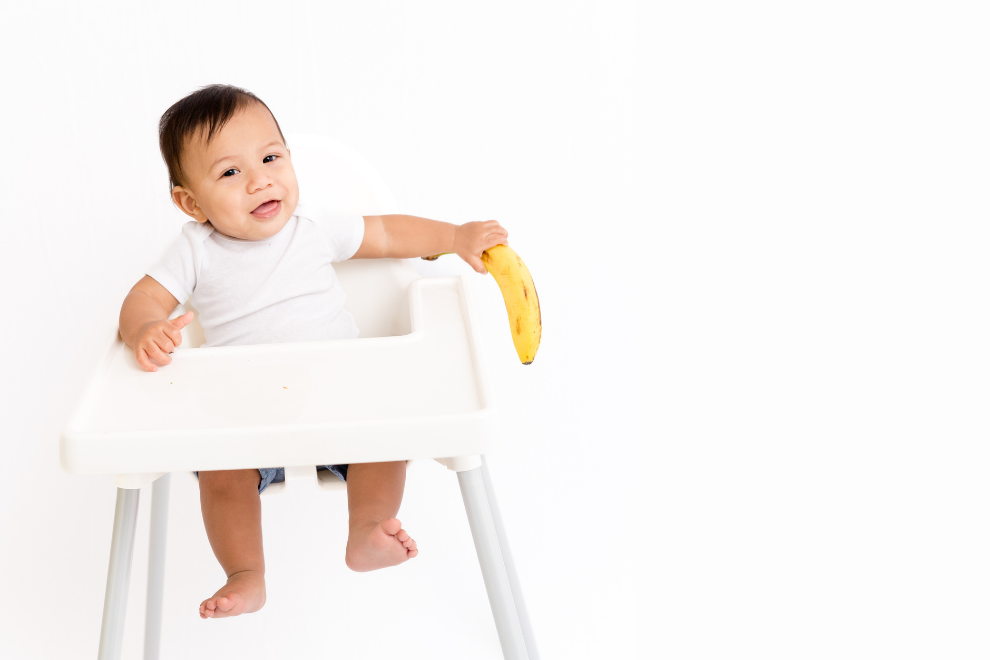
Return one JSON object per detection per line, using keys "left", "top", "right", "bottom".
{"left": 481, "top": 245, "right": 542, "bottom": 365}
{"left": 422, "top": 246, "right": 542, "bottom": 364}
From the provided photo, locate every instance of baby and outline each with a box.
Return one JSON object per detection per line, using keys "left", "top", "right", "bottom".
{"left": 118, "top": 84, "right": 508, "bottom": 619}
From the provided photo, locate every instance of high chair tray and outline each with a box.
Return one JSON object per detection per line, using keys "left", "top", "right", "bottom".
{"left": 60, "top": 276, "right": 496, "bottom": 475}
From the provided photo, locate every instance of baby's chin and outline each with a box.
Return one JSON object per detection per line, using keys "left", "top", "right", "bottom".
{"left": 208, "top": 214, "right": 292, "bottom": 241}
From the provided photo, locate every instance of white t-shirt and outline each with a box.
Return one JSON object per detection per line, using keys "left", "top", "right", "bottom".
{"left": 147, "top": 201, "right": 365, "bottom": 348}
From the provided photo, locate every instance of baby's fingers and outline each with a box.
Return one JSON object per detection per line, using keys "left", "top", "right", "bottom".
{"left": 481, "top": 224, "right": 508, "bottom": 244}
{"left": 137, "top": 348, "right": 159, "bottom": 372}
{"left": 145, "top": 342, "right": 173, "bottom": 367}
{"left": 160, "top": 333, "right": 176, "bottom": 353}
{"left": 488, "top": 230, "right": 508, "bottom": 247}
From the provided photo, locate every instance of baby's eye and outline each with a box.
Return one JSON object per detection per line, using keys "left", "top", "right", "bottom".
{"left": 222, "top": 168, "right": 239, "bottom": 178}
{"left": 263, "top": 154, "right": 278, "bottom": 164}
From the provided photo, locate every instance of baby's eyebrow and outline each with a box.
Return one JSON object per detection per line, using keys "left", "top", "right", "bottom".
{"left": 210, "top": 154, "right": 237, "bottom": 170}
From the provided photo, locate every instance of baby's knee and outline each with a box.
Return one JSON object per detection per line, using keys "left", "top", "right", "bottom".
{"left": 199, "top": 469, "right": 261, "bottom": 492}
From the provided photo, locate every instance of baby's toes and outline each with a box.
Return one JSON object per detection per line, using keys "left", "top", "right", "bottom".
{"left": 402, "top": 536, "right": 416, "bottom": 550}
{"left": 396, "top": 529, "right": 410, "bottom": 543}
{"left": 408, "top": 548, "right": 419, "bottom": 558}
{"left": 216, "top": 596, "right": 232, "bottom": 612}
{"left": 380, "top": 518, "right": 402, "bottom": 536}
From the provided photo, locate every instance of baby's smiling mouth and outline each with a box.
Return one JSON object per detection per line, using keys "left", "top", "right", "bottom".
{"left": 251, "top": 199, "right": 281, "bottom": 219}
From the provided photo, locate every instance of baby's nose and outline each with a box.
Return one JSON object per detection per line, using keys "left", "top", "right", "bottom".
{"left": 249, "top": 175, "right": 273, "bottom": 192}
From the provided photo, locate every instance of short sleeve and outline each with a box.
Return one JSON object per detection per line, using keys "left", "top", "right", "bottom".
{"left": 296, "top": 200, "right": 365, "bottom": 262}
{"left": 325, "top": 213, "right": 365, "bottom": 261}
{"left": 146, "top": 221, "right": 211, "bottom": 304}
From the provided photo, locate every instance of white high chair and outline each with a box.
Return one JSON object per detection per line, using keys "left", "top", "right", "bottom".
{"left": 60, "top": 134, "right": 539, "bottom": 660}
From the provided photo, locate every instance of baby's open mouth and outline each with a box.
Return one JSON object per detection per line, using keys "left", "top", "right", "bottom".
{"left": 251, "top": 199, "right": 281, "bottom": 219}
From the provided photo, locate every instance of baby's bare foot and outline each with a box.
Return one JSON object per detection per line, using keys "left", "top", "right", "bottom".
{"left": 199, "top": 570, "right": 266, "bottom": 619}
{"left": 345, "top": 518, "right": 418, "bottom": 572}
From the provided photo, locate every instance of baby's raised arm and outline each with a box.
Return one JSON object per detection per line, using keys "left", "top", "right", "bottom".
{"left": 119, "top": 276, "right": 193, "bottom": 372}
{"left": 354, "top": 215, "right": 508, "bottom": 273}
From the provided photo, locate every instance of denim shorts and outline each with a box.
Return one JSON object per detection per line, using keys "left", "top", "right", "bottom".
{"left": 195, "top": 464, "right": 348, "bottom": 494}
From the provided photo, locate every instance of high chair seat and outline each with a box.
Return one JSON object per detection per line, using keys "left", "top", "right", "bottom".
{"left": 60, "top": 133, "right": 538, "bottom": 660}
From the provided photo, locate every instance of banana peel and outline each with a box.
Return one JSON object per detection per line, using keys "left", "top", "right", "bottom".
{"left": 422, "top": 245, "right": 541, "bottom": 364}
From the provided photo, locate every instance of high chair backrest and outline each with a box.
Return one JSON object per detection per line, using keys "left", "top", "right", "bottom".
{"left": 175, "top": 133, "right": 420, "bottom": 346}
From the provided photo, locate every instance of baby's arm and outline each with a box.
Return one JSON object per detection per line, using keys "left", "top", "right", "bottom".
{"left": 119, "top": 275, "right": 193, "bottom": 372}
{"left": 353, "top": 215, "right": 508, "bottom": 273}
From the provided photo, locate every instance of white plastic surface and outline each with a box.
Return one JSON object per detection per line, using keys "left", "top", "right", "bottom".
{"left": 436, "top": 455, "right": 483, "bottom": 472}
{"left": 114, "top": 473, "right": 165, "bottom": 490}
{"left": 60, "top": 276, "right": 496, "bottom": 475}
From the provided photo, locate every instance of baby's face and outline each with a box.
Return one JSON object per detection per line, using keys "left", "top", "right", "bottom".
{"left": 172, "top": 102, "right": 299, "bottom": 241}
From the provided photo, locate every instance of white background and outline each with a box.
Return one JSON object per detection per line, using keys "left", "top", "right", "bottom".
{"left": 2, "top": 1, "right": 989, "bottom": 659}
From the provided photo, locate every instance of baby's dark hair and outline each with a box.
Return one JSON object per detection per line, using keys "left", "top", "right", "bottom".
{"left": 159, "top": 84, "right": 286, "bottom": 190}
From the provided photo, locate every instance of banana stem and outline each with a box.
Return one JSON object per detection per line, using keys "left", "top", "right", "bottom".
{"left": 421, "top": 252, "right": 453, "bottom": 261}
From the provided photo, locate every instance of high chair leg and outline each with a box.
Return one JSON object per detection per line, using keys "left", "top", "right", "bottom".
{"left": 98, "top": 487, "right": 140, "bottom": 660}
{"left": 144, "top": 473, "right": 170, "bottom": 660}
{"left": 480, "top": 456, "right": 540, "bottom": 660}
{"left": 458, "top": 458, "right": 531, "bottom": 660}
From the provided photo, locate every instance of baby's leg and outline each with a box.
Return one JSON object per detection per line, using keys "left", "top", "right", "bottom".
{"left": 198, "top": 469, "right": 267, "bottom": 619}
{"left": 344, "top": 461, "right": 418, "bottom": 571}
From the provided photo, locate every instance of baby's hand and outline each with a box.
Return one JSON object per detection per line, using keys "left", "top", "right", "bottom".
{"left": 134, "top": 311, "right": 194, "bottom": 372}
{"left": 454, "top": 220, "right": 509, "bottom": 274}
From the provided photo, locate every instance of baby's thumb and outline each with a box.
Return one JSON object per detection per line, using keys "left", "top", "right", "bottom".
{"left": 170, "top": 311, "right": 194, "bottom": 328}
{"left": 467, "top": 255, "right": 487, "bottom": 274}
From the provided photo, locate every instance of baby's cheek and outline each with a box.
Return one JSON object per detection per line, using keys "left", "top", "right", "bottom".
{"left": 209, "top": 194, "right": 241, "bottom": 227}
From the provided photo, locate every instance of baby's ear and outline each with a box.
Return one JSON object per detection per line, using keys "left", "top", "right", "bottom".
{"left": 171, "top": 186, "right": 208, "bottom": 223}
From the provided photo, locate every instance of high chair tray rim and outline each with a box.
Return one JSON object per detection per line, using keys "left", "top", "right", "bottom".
{"left": 60, "top": 276, "right": 496, "bottom": 475}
